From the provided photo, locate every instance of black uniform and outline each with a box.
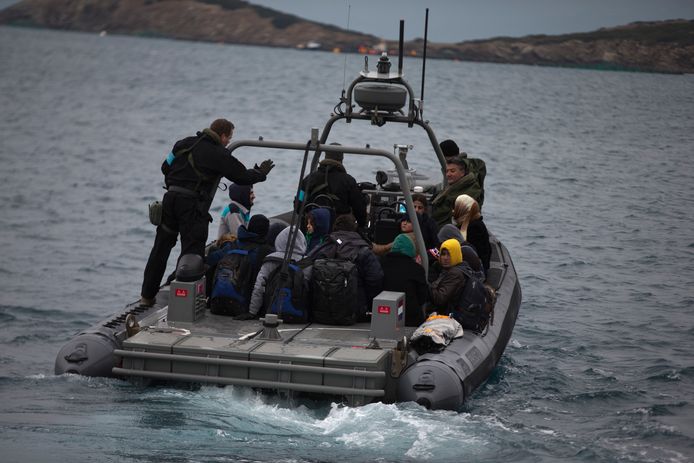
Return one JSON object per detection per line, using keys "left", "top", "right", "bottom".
{"left": 296, "top": 161, "right": 367, "bottom": 228}
{"left": 141, "top": 129, "right": 266, "bottom": 300}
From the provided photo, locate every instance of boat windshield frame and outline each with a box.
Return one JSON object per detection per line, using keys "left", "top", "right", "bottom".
{"left": 226, "top": 139, "right": 430, "bottom": 276}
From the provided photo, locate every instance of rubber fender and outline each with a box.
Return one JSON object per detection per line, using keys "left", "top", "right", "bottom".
{"left": 54, "top": 332, "right": 119, "bottom": 377}
{"left": 397, "top": 360, "right": 465, "bottom": 411}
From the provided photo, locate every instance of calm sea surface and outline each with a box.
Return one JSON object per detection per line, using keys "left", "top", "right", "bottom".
{"left": 1, "top": 26, "right": 693, "bottom": 463}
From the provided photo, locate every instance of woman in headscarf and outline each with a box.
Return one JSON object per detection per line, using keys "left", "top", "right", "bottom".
{"left": 428, "top": 238, "right": 470, "bottom": 315}
{"left": 380, "top": 233, "right": 428, "bottom": 326}
{"left": 452, "top": 194, "right": 491, "bottom": 274}
{"left": 217, "top": 183, "right": 254, "bottom": 240}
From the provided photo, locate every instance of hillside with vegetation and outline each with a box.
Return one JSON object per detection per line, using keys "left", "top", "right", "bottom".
{"left": 1, "top": 0, "right": 692, "bottom": 74}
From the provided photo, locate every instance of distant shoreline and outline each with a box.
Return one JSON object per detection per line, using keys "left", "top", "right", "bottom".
{"left": 1, "top": 0, "right": 693, "bottom": 75}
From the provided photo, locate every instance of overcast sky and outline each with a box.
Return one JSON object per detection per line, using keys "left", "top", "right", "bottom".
{"left": 248, "top": 0, "right": 694, "bottom": 42}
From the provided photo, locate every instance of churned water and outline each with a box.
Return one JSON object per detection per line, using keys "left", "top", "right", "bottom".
{"left": 1, "top": 26, "right": 693, "bottom": 462}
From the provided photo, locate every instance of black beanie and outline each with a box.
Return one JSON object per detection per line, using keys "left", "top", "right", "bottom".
{"left": 227, "top": 183, "right": 253, "bottom": 209}
{"left": 248, "top": 214, "right": 269, "bottom": 237}
{"left": 439, "top": 139, "right": 460, "bottom": 158}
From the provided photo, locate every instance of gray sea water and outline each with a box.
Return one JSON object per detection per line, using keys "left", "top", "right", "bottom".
{"left": 1, "top": 25, "right": 693, "bottom": 462}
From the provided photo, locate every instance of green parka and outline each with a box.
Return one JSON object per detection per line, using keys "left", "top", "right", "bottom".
{"left": 431, "top": 173, "right": 482, "bottom": 228}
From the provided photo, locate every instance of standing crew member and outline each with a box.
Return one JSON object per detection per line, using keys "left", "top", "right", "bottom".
{"left": 139, "top": 118, "right": 274, "bottom": 306}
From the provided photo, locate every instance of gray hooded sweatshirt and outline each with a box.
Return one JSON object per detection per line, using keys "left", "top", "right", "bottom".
{"left": 249, "top": 226, "right": 308, "bottom": 315}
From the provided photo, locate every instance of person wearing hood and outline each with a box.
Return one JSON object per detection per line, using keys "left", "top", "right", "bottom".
{"left": 380, "top": 234, "right": 428, "bottom": 327}
{"left": 429, "top": 239, "right": 475, "bottom": 315}
{"left": 437, "top": 224, "right": 483, "bottom": 274}
{"left": 431, "top": 156, "right": 482, "bottom": 228}
{"left": 239, "top": 226, "right": 309, "bottom": 319}
{"left": 206, "top": 215, "right": 273, "bottom": 311}
{"left": 140, "top": 118, "right": 275, "bottom": 307}
{"left": 217, "top": 183, "right": 255, "bottom": 240}
{"left": 305, "top": 207, "right": 331, "bottom": 254}
{"left": 295, "top": 147, "right": 367, "bottom": 228}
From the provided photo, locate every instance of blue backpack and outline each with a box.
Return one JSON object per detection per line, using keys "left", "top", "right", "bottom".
{"left": 210, "top": 248, "right": 256, "bottom": 316}
{"left": 262, "top": 256, "right": 311, "bottom": 324}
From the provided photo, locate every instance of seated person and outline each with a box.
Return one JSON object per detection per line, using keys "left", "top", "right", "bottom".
{"left": 373, "top": 214, "right": 417, "bottom": 257}
{"left": 428, "top": 239, "right": 471, "bottom": 315}
{"left": 437, "top": 224, "right": 483, "bottom": 274}
{"left": 452, "top": 194, "right": 491, "bottom": 274}
{"left": 238, "top": 226, "right": 308, "bottom": 320}
{"left": 295, "top": 147, "right": 367, "bottom": 229}
{"left": 206, "top": 215, "right": 273, "bottom": 311}
{"left": 431, "top": 156, "right": 482, "bottom": 227}
{"left": 305, "top": 207, "right": 331, "bottom": 254}
{"left": 312, "top": 214, "right": 383, "bottom": 321}
{"left": 380, "top": 234, "right": 428, "bottom": 327}
{"left": 217, "top": 183, "right": 254, "bottom": 240}
{"left": 412, "top": 193, "right": 440, "bottom": 251}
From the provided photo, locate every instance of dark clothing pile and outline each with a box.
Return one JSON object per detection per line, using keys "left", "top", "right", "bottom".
{"left": 296, "top": 160, "right": 367, "bottom": 228}
{"left": 380, "top": 252, "right": 428, "bottom": 326}
{"left": 141, "top": 129, "right": 266, "bottom": 300}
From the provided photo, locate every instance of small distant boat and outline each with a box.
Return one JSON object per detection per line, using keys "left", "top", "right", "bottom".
{"left": 99, "top": 30, "right": 107, "bottom": 37}
{"left": 55, "top": 20, "right": 521, "bottom": 411}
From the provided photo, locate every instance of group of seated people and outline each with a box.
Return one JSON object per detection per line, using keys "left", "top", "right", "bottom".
{"left": 204, "top": 138, "right": 491, "bottom": 328}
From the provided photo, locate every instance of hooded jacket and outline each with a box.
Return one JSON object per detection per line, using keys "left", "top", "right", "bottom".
{"left": 216, "top": 184, "right": 253, "bottom": 239}
{"left": 429, "top": 239, "right": 471, "bottom": 315}
{"left": 249, "top": 227, "right": 309, "bottom": 316}
{"left": 296, "top": 160, "right": 367, "bottom": 227}
{"left": 305, "top": 208, "right": 331, "bottom": 253}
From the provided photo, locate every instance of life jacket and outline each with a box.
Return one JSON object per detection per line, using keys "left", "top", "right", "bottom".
{"left": 262, "top": 256, "right": 311, "bottom": 324}
{"left": 164, "top": 132, "right": 218, "bottom": 193}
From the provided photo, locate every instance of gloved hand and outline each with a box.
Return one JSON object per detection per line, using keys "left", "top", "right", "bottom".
{"left": 233, "top": 312, "right": 258, "bottom": 321}
{"left": 257, "top": 159, "right": 275, "bottom": 176}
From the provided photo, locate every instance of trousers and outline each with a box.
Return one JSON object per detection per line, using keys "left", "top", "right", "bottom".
{"left": 141, "top": 191, "right": 210, "bottom": 299}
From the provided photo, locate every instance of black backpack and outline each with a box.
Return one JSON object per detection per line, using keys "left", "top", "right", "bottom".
{"left": 209, "top": 248, "right": 256, "bottom": 316}
{"left": 311, "top": 257, "right": 359, "bottom": 325}
{"left": 262, "top": 256, "right": 311, "bottom": 324}
{"left": 450, "top": 266, "right": 494, "bottom": 334}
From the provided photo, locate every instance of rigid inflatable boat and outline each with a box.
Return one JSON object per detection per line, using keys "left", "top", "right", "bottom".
{"left": 55, "top": 25, "right": 521, "bottom": 410}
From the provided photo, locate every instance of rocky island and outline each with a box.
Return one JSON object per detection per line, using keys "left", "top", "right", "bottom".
{"left": 1, "top": 0, "right": 693, "bottom": 74}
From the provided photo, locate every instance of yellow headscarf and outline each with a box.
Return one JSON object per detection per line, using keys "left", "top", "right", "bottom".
{"left": 440, "top": 238, "right": 463, "bottom": 266}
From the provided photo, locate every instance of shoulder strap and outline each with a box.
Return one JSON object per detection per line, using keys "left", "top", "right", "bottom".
{"left": 172, "top": 133, "right": 217, "bottom": 190}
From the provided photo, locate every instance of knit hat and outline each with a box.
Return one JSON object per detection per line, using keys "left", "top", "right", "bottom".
{"left": 439, "top": 139, "right": 460, "bottom": 158}
{"left": 391, "top": 234, "right": 416, "bottom": 258}
{"left": 227, "top": 183, "right": 253, "bottom": 209}
{"left": 248, "top": 214, "right": 269, "bottom": 237}
{"left": 325, "top": 142, "right": 344, "bottom": 162}
{"left": 440, "top": 238, "right": 463, "bottom": 266}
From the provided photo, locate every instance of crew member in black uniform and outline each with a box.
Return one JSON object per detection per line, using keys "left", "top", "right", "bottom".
{"left": 139, "top": 118, "right": 274, "bottom": 306}
{"left": 295, "top": 146, "right": 367, "bottom": 229}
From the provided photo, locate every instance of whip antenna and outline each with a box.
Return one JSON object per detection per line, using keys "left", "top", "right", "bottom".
{"left": 341, "top": 2, "right": 352, "bottom": 91}
{"left": 420, "top": 8, "right": 429, "bottom": 110}
{"left": 398, "top": 19, "right": 404, "bottom": 75}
